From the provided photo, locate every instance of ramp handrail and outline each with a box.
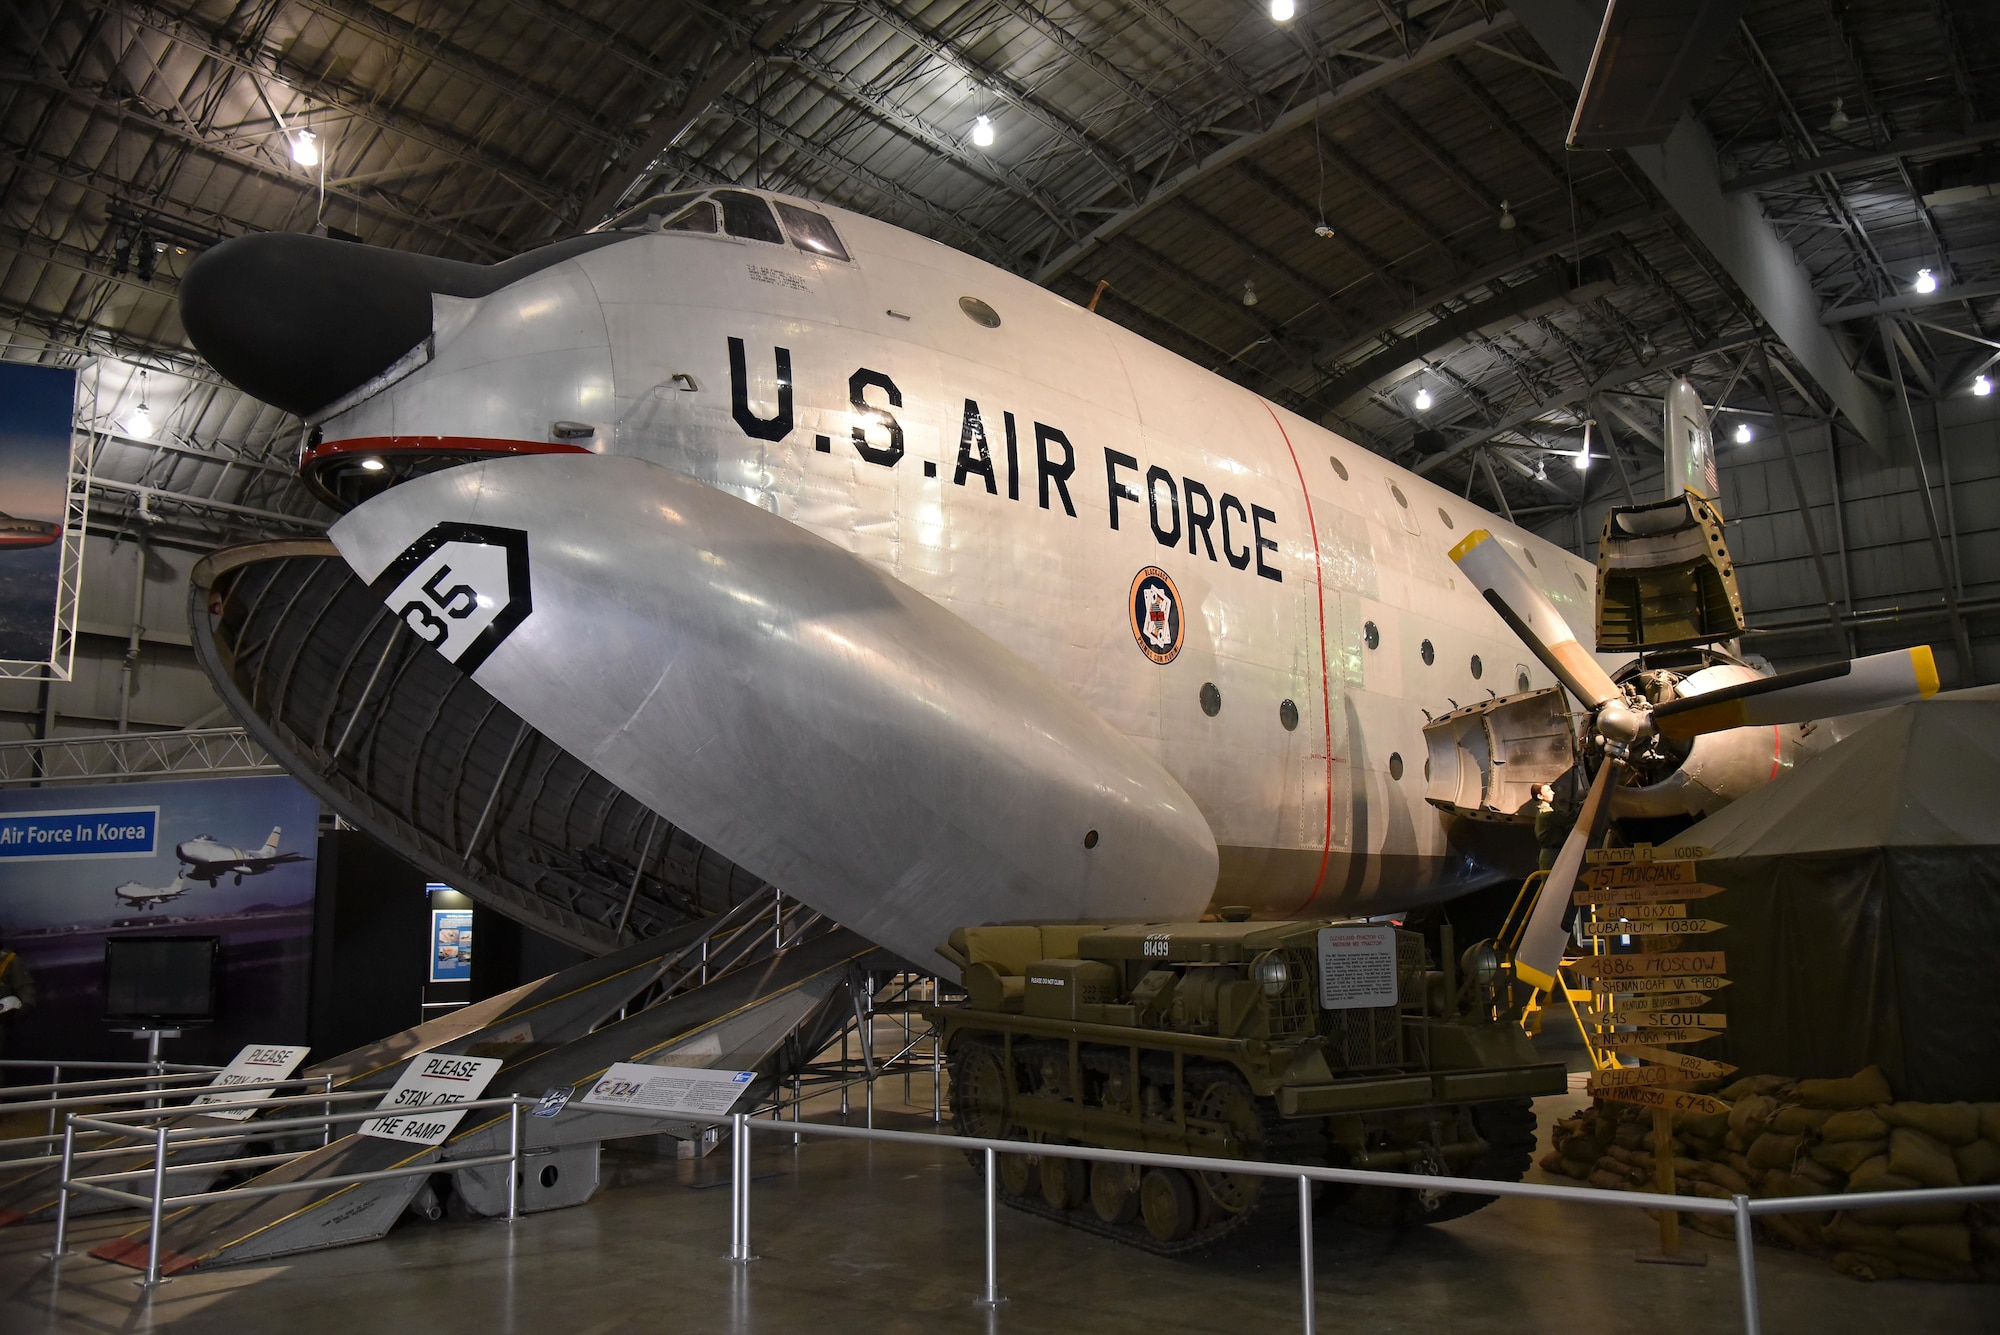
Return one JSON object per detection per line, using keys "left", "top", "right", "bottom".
{"left": 725, "top": 1112, "right": 2000, "bottom": 1335}
{"left": 50, "top": 1094, "right": 540, "bottom": 1286}
{"left": 1, "top": 1067, "right": 334, "bottom": 1148}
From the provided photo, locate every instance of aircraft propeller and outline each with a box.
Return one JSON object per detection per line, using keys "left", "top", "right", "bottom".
{"left": 1448, "top": 527, "right": 1939, "bottom": 990}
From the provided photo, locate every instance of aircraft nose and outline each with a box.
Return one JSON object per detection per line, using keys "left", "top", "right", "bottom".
{"left": 180, "top": 233, "right": 435, "bottom": 419}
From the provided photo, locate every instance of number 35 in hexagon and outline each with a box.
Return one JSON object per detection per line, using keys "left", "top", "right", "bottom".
{"left": 370, "top": 523, "right": 531, "bottom": 674}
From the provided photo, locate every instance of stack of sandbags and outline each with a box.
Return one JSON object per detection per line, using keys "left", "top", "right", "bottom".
{"left": 1538, "top": 1066, "right": 2000, "bottom": 1282}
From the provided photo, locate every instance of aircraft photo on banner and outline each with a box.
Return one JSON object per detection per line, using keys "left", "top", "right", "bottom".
{"left": 0, "top": 363, "right": 77, "bottom": 667}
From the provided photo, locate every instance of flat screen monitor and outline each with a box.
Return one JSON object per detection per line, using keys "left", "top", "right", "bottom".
{"left": 103, "top": 936, "right": 219, "bottom": 1027}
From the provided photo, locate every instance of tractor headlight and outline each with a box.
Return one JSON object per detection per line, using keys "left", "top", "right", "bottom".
{"left": 1461, "top": 941, "right": 1502, "bottom": 988}
{"left": 1253, "top": 953, "right": 1291, "bottom": 997}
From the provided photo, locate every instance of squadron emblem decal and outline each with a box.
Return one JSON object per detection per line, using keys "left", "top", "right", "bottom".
{"left": 1128, "top": 567, "right": 1184, "bottom": 665}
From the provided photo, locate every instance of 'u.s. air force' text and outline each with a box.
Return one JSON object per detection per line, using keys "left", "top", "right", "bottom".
{"left": 729, "top": 338, "right": 1281, "bottom": 583}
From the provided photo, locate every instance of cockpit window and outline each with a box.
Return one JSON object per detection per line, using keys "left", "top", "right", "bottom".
{"left": 716, "top": 190, "right": 785, "bottom": 244}
{"left": 775, "top": 202, "right": 850, "bottom": 262}
{"left": 605, "top": 192, "right": 699, "bottom": 232}
{"left": 662, "top": 200, "right": 717, "bottom": 234}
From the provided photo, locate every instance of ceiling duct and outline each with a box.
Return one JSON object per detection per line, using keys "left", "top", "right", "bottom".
{"left": 1566, "top": 0, "right": 1743, "bottom": 150}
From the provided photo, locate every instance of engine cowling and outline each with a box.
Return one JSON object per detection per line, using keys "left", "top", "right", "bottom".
{"left": 1609, "top": 662, "right": 1828, "bottom": 818}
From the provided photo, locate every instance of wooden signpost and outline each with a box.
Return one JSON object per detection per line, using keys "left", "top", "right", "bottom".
{"left": 1572, "top": 845, "right": 1732, "bottom": 1265}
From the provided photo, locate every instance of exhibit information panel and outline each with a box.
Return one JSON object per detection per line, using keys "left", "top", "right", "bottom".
{"left": 429, "top": 907, "right": 472, "bottom": 982}
{"left": 578, "top": 1060, "right": 755, "bottom": 1120}
{"left": 359, "top": 1053, "right": 502, "bottom": 1145}
{"left": 192, "top": 1043, "right": 311, "bottom": 1120}
{"left": 1316, "top": 925, "right": 1398, "bottom": 1009}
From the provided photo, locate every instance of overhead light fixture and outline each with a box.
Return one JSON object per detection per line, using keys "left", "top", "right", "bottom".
{"left": 1534, "top": 457, "right": 1548, "bottom": 482}
{"left": 1975, "top": 374, "right": 1994, "bottom": 398}
{"left": 1314, "top": 220, "right": 1334, "bottom": 239}
{"left": 1734, "top": 421, "right": 1753, "bottom": 444}
{"left": 1413, "top": 387, "right": 1433, "bottom": 411}
{"left": 1640, "top": 337, "right": 1657, "bottom": 360}
{"left": 1241, "top": 279, "right": 1258, "bottom": 307}
{"left": 1827, "top": 97, "right": 1850, "bottom": 133}
{"left": 124, "top": 370, "right": 154, "bottom": 440}
{"left": 970, "top": 114, "right": 994, "bottom": 148}
{"left": 1497, "top": 201, "right": 1517, "bottom": 231}
{"left": 359, "top": 457, "right": 387, "bottom": 472}
{"left": 290, "top": 128, "right": 319, "bottom": 167}
{"left": 1914, "top": 267, "right": 1937, "bottom": 294}
{"left": 1575, "top": 422, "right": 1592, "bottom": 471}
{"left": 1270, "top": 0, "right": 1297, "bottom": 21}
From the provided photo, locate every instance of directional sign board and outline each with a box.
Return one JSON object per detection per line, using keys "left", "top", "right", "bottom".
{"left": 1587, "top": 1066, "right": 1680, "bottom": 1089}
{"left": 1596, "top": 975, "right": 1732, "bottom": 995}
{"left": 577, "top": 1061, "right": 756, "bottom": 1121}
{"left": 192, "top": 1044, "right": 312, "bottom": 1121}
{"left": 359, "top": 1054, "right": 503, "bottom": 1146}
{"left": 1606, "top": 992, "right": 1713, "bottom": 1012}
{"left": 1584, "top": 844, "right": 1711, "bottom": 866}
{"left": 1570, "top": 951, "right": 1726, "bottom": 979}
{"left": 1594, "top": 1084, "right": 1733, "bottom": 1117}
{"left": 1620, "top": 1045, "right": 1737, "bottom": 1077}
{"left": 1580, "top": 917, "right": 1725, "bottom": 938}
{"left": 1574, "top": 881, "right": 1724, "bottom": 905}
{"left": 1600, "top": 1028, "right": 1721, "bottom": 1047}
{"left": 1581, "top": 860, "right": 1699, "bottom": 888}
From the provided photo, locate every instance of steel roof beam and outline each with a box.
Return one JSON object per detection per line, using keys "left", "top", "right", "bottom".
{"left": 1032, "top": 14, "right": 1515, "bottom": 287}
{"left": 1507, "top": 0, "right": 1889, "bottom": 451}
{"left": 1723, "top": 123, "right": 2000, "bottom": 196}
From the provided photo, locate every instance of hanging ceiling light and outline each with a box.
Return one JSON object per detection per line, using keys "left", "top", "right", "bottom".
{"left": 124, "top": 370, "right": 154, "bottom": 440}
{"left": 1497, "top": 200, "right": 1517, "bottom": 231}
{"left": 1241, "top": 279, "right": 1258, "bottom": 307}
{"left": 1827, "top": 97, "right": 1851, "bottom": 133}
{"left": 970, "top": 114, "right": 995, "bottom": 148}
{"left": 1270, "top": 0, "right": 1297, "bottom": 21}
{"left": 1574, "top": 422, "right": 1592, "bottom": 471}
{"left": 1734, "top": 421, "right": 1754, "bottom": 444}
{"left": 1975, "top": 374, "right": 1993, "bottom": 398}
{"left": 290, "top": 128, "right": 319, "bottom": 167}
{"left": 1412, "top": 386, "right": 1432, "bottom": 411}
{"left": 1914, "top": 267, "right": 1937, "bottom": 294}
{"left": 1314, "top": 219, "right": 1334, "bottom": 238}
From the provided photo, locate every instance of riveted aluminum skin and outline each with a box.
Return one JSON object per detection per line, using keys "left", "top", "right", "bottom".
{"left": 329, "top": 453, "right": 1220, "bottom": 976}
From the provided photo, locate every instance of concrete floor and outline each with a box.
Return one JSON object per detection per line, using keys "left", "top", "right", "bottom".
{"left": 0, "top": 1088, "right": 1991, "bottom": 1335}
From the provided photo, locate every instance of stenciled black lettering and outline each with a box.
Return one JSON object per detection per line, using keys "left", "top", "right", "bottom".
{"left": 1183, "top": 478, "right": 1217, "bottom": 560}
{"left": 849, "top": 368, "right": 904, "bottom": 466}
{"left": 728, "top": 337, "right": 792, "bottom": 442}
{"left": 1252, "top": 504, "right": 1282, "bottom": 583}
{"left": 1035, "top": 423, "right": 1076, "bottom": 516}
{"left": 1104, "top": 449, "right": 1140, "bottom": 529}
{"left": 1220, "top": 494, "right": 1251, "bottom": 571}
{"left": 1146, "top": 466, "right": 1181, "bottom": 549}
{"left": 1003, "top": 412, "right": 1020, "bottom": 501}
{"left": 954, "top": 399, "right": 997, "bottom": 493}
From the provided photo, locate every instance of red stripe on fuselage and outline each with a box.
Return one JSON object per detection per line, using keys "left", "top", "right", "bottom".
{"left": 1259, "top": 401, "right": 1336, "bottom": 913}
{"left": 303, "top": 435, "right": 592, "bottom": 469}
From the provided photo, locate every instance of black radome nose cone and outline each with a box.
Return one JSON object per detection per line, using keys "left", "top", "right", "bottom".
{"left": 180, "top": 233, "right": 434, "bottom": 419}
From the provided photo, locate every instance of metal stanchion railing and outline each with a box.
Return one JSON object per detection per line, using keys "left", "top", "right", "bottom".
{"left": 724, "top": 1114, "right": 2000, "bottom": 1334}
{"left": 976, "top": 1145, "right": 1002, "bottom": 1309}
{"left": 0, "top": 1074, "right": 362, "bottom": 1166}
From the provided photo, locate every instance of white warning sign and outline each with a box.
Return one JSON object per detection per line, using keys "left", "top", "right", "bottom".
{"left": 192, "top": 1044, "right": 312, "bottom": 1121}
{"left": 577, "top": 1061, "right": 756, "bottom": 1121}
{"left": 359, "top": 1054, "right": 503, "bottom": 1146}
{"left": 1316, "top": 925, "right": 1399, "bottom": 1010}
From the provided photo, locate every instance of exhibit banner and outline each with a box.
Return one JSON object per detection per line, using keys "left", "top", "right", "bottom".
{"left": 0, "top": 774, "right": 319, "bottom": 1066}
{"left": 429, "top": 908, "right": 472, "bottom": 982}
{"left": 0, "top": 363, "right": 79, "bottom": 668}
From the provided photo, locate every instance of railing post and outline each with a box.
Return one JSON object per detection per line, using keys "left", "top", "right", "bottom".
{"left": 322, "top": 1074, "right": 335, "bottom": 1147}
{"left": 47, "top": 1115, "right": 75, "bottom": 1259}
{"left": 864, "top": 973, "right": 875, "bottom": 1130}
{"left": 975, "top": 1145, "right": 1005, "bottom": 1308}
{"left": 1298, "top": 1175, "right": 1316, "bottom": 1335}
{"left": 141, "top": 1122, "right": 168, "bottom": 1287}
{"left": 45, "top": 1064, "right": 60, "bottom": 1140}
{"left": 507, "top": 1100, "right": 522, "bottom": 1223}
{"left": 726, "top": 1110, "right": 756, "bottom": 1263}
{"left": 1734, "top": 1195, "right": 1761, "bottom": 1335}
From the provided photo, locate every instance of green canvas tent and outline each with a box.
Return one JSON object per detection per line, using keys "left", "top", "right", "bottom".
{"left": 1670, "top": 685, "right": 2000, "bottom": 1100}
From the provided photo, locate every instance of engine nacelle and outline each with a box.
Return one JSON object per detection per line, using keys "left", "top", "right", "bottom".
{"left": 1610, "top": 662, "right": 1828, "bottom": 818}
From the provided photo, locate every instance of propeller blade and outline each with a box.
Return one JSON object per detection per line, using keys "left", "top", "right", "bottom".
{"left": 1450, "top": 530, "right": 1622, "bottom": 712}
{"left": 1652, "top": 645, "right": 1939, "bottom": 741}
{"left": 1513, "top": 755, "right": 1621, "bottom": 991}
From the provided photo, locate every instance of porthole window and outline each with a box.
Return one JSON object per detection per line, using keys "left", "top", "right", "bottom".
{"left": 1363, "top": 621, "right": 1380, "bottom": 651}
{"left": 1517, "top": 668, "right": 1532, "bottom": 693}
{"left": 959, "top": 296, "right": 1001, "bottom": 328}
{"left": 1470, "top": 654, "right": 1483, "bottom": 679}
{"left": 1389, "top": 753, "right": 1404, "bottom": 781}
{"left": 1420, "top": 639, "right": 1435, "bottom": 666}
{"left": 1574, "top": 571, "right": 1589, "bottom": 593}
{"left": 1437, "top": 508, "right": 1454, "bottom": 530}
{"left": 1200, "top": 682, "right": 1221, "bottom": 717}
{"left": 1390, "top": 484, "right": 1409, "bottom": 509}
{"left": 1523, "top": 547, "right": 1539, "bottom": 569}
{"left": 1328, "top": 454, "right": 1349, "bottom": 481}
{"left": 1083, "top": 829, "right": 1099, "bottom": 849}
{"left": 1279, "top": 699, "right": 1299, "bottom": 731}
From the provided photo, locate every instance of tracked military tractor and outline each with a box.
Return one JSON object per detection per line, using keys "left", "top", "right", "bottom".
{"left": 931, "top": 916, "right": 1565, "bottom": 1254}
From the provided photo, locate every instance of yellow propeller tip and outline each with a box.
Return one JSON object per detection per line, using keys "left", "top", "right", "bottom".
{"left": 1912, "top": 644, "right": 1939, "bottom": 698}
{"left": 1448, "top": 529, "right": 1492, "bottom": 563}
{"left": 1514, "top": 962, "right": 1557, "bottom": 992}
